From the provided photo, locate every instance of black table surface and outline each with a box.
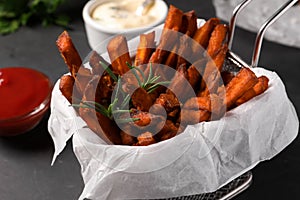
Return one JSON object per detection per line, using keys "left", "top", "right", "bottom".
{"left": 0, "top": 0, "right": 299, "bottom": 199}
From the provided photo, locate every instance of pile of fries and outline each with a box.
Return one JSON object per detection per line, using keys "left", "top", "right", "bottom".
{"left": 57, "top": 5, "right": 269, "bottom": 146}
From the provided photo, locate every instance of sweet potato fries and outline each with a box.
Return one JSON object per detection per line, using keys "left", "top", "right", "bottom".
{"left": 57, "top": 5, "right": 269, "bottom": 146}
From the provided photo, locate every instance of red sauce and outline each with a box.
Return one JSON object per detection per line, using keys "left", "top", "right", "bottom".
{"left": 0, "top": 67, "right": 52, "bottom": 135}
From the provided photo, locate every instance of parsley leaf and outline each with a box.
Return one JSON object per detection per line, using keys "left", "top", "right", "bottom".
{"left": 0, "top": 0, "right": 69, "bottom": 34}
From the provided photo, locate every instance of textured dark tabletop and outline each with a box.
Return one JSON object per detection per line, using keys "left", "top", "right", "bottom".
{"left": 0, "top": 0, "right": 299, "bottom": 199}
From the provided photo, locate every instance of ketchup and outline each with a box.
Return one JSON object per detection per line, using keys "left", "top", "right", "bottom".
{"left": 0, "top": 67, "right": 52, "bottom": 135}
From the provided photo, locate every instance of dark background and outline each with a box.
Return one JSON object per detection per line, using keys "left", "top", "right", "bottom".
{"left": 0, "top": 0, "right": 299, "bottom": 199}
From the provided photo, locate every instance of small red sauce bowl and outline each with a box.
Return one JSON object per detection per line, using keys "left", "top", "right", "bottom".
{"left": 0, "top": 67, "right": 52, "bottom": 136}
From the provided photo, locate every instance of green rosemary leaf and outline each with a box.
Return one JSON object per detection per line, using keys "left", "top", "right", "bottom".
{"left": 146, "top": 81, "right": 171, "bottom": 93}
{"left": 144, "top": 62, "right": 153, "bottom": 86}
{"left": 148, "top": 75, "right": 160, "bottom": 85}
{"left": 107, "top": 97, "right": 118, "bottom": 117}
{"left": 120, "top": 94, "right": 131, "bottom": 110}
{"left": 126, "top": 62, "right": 142, "bottom": 87}
{"left": 115, "top": 117, "right": 140, "bottom": 124}
{"left": 133, "top": 66, "right": 146, "bottom": 83}
{"left": 100, "top": 61, "right": 118, "bottom": 82}
{"left": 147, "top": 87, "right": 159, "bottom": 94}
{"left": 82, "top": 101, "right": 109, "bottom": 117}
{"left": 114, "top": 77, "right": 122, "bottom": 98}
{"left": 72, "top": 102, "right": 108, "bottom": 117}
{"left": 112, "top": 109, "right": 132, "bottom": 114}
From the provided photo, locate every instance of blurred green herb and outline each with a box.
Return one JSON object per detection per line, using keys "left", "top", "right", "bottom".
{"left": 126, "top": 62, "right": 171, "bottom": 93}
{"left": 0, "top": 0, "right": 69, "bottom": 34}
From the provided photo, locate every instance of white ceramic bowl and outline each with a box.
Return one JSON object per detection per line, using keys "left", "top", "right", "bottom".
{"left": 82, "top": 0, "right": 168, "bottom": 50}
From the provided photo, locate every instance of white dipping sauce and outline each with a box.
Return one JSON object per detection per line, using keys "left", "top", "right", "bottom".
{"left": 91, "top": 0, "right": 159, "bottom": 30}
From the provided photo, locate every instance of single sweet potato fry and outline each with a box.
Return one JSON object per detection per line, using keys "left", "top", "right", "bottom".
{"left": 136, "top": 132, "right": 156, "bottom": 146}
{"left": 184, "top": 95, "right": 210, "bottom": 111}
{"left": 107, "top": 35, "right": 131, "bottom": 75}
{"left": 74, "top": 67, "right": 92, "bottom": 95}
{"left": 134, "top": 31, "right": 156, "bottom": 68}
{"left": 181, "top": 10, "right": 198, "bottom": 37}
{"left": 56, "top": 31, "right": 82, "bottom": 78}
{"left": 192, "top": 18, "right": 220, "bottom": 52}
{"left": 236, "top": 75, "right": 269, "bottom": 106}
{"left": 184, "top": 94, "right": 223, "bottom": 114}
{"left": 171, "top": 11, "right": 197, "bottom": 68}
{"left": 59, "top": 75, "right": 75, "bottom": 104}
{"left": 167, "top": 65, "right": 194, "bottom": 102}
{"left": 164, "top": 44, "right": 178, "bottom": 69}
{"left": 199, "top": 44, "right": 228, "bottom": 96}
{"left": 187, "top": 58, "right": 206, "bottom": 92}
{"left": 89, "top": 50, "right": 111, "bottom": 76}
{"left": 224, "top": 68, "right": 258, "bottom": 109}
{"left": 176, "top": 36, "right": 192, "bottom": 69}
{"left": 206, "top": 24, "right": 228, "bottom": 58}
{"left": 180, "top": 109, "right": 211, "bottom": 125}
{"left": 149, "top": 5, "right": 184, "bottom": 64}
{"left": 163, "top": 5, "right": 184, "bottom": 32}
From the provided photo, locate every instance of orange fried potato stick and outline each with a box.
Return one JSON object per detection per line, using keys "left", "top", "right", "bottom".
{"left": 57, "top": 30, "right": 92, "bottom": 96}
{"left": 192, "top": 18, "right": 220, "bottom": 54}
{"left": 180, "top": 10, "right": 198, "bottom": 37}
{"left": 184, "top": 94, "right": 223, "bottom": 114}
{"left": 199, "top": 44, "right": 228, "bottom": 97}
{"left": 236, "top": 75, "right": 269, "bottom": 106}
{"left": 56, "top": 31, "right": 82, "bottom": 79}
{"left": 89, "top": 50, "right": 111, "bottom": 76}
{"left": 180, "top": 109, "right": 211, "bottom": 125}
{"left": 187, "top": 58, "right": 207, "bottom": 92}
{"left": 135, "top": 132, "right": 156, "bottom": 146}
{"left": 206, "top": 24, "right": 228, "bottom": 58}
{"left": 134, "top": 31, "right": 156, "bottom": 68}
{"left": 107, "top": 35, "right": 132, "bottom": 75}
{"left": 59, "top": 75, "right": 75, "bottom": 104}
{"left": 224, "top": 68, "right": 258, "bottom": 109}
{"left": 149, "top": 5, "right": 184, "bottom": 64}
{"left": 165, "top": 10, "right": 197, "bottom": 68}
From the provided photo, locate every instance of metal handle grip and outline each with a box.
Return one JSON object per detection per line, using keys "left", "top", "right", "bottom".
{"left": 228, "top": 0, "right": 253, "bottom": 50}
{"left": 251, "top": 0, "right": 299, "bottom": 67}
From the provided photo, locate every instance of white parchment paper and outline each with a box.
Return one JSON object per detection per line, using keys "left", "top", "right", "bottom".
{"left": 48, "top": 67, "right": 299, "bottom": 199}
{"left": 213, "top": 0, "right": 300, "bottom": 48}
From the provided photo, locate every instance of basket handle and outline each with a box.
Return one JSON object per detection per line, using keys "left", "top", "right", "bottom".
{"left": 228, "top": 0, "right": 253, "bottom": 50}
{"left": 251, "top": 0, "right": 299, "bottom": 67}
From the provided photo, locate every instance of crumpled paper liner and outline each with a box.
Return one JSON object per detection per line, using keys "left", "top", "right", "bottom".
{"left": 48, "top": 67, "right": 298, "bottom": 199}
{"left": 213, "top": 0, "right": 300, "bottom": 48}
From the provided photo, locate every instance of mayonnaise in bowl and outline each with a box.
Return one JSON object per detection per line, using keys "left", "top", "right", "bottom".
{"left": 82, "top": 0, "right": 168, "bottom": 49}
{"left": 91, "top": 0, "right": 160, "bottom": 30}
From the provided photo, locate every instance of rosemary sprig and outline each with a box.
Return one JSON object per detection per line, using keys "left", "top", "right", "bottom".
{"left": 72, "top": 60, "right": 172, "bottom": 124}
{"left": 120, "top": 93, "right": 131, "bottom": 110}
{"left": 72, "top": 100, "right": 109, "bottom": 117}
{"left": 144, "top": 62, "right": 154, "bottom": 87}
{"left": 126, "top": 62, "right": 142, "bottom": 87}
{"left": 72, "top": 100, "right": 137, "bottom": 124}
{"left": 126, "top": 62, "right": 171, "bottom": 93}
{"left": 100, "top": 61, "right": 118, "bottom": 82}
{"left": 147, "top": 81, "right": 171, "bottom": 93}
{"left": 71, "top": 76, "right": 138, "bottom": 123}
